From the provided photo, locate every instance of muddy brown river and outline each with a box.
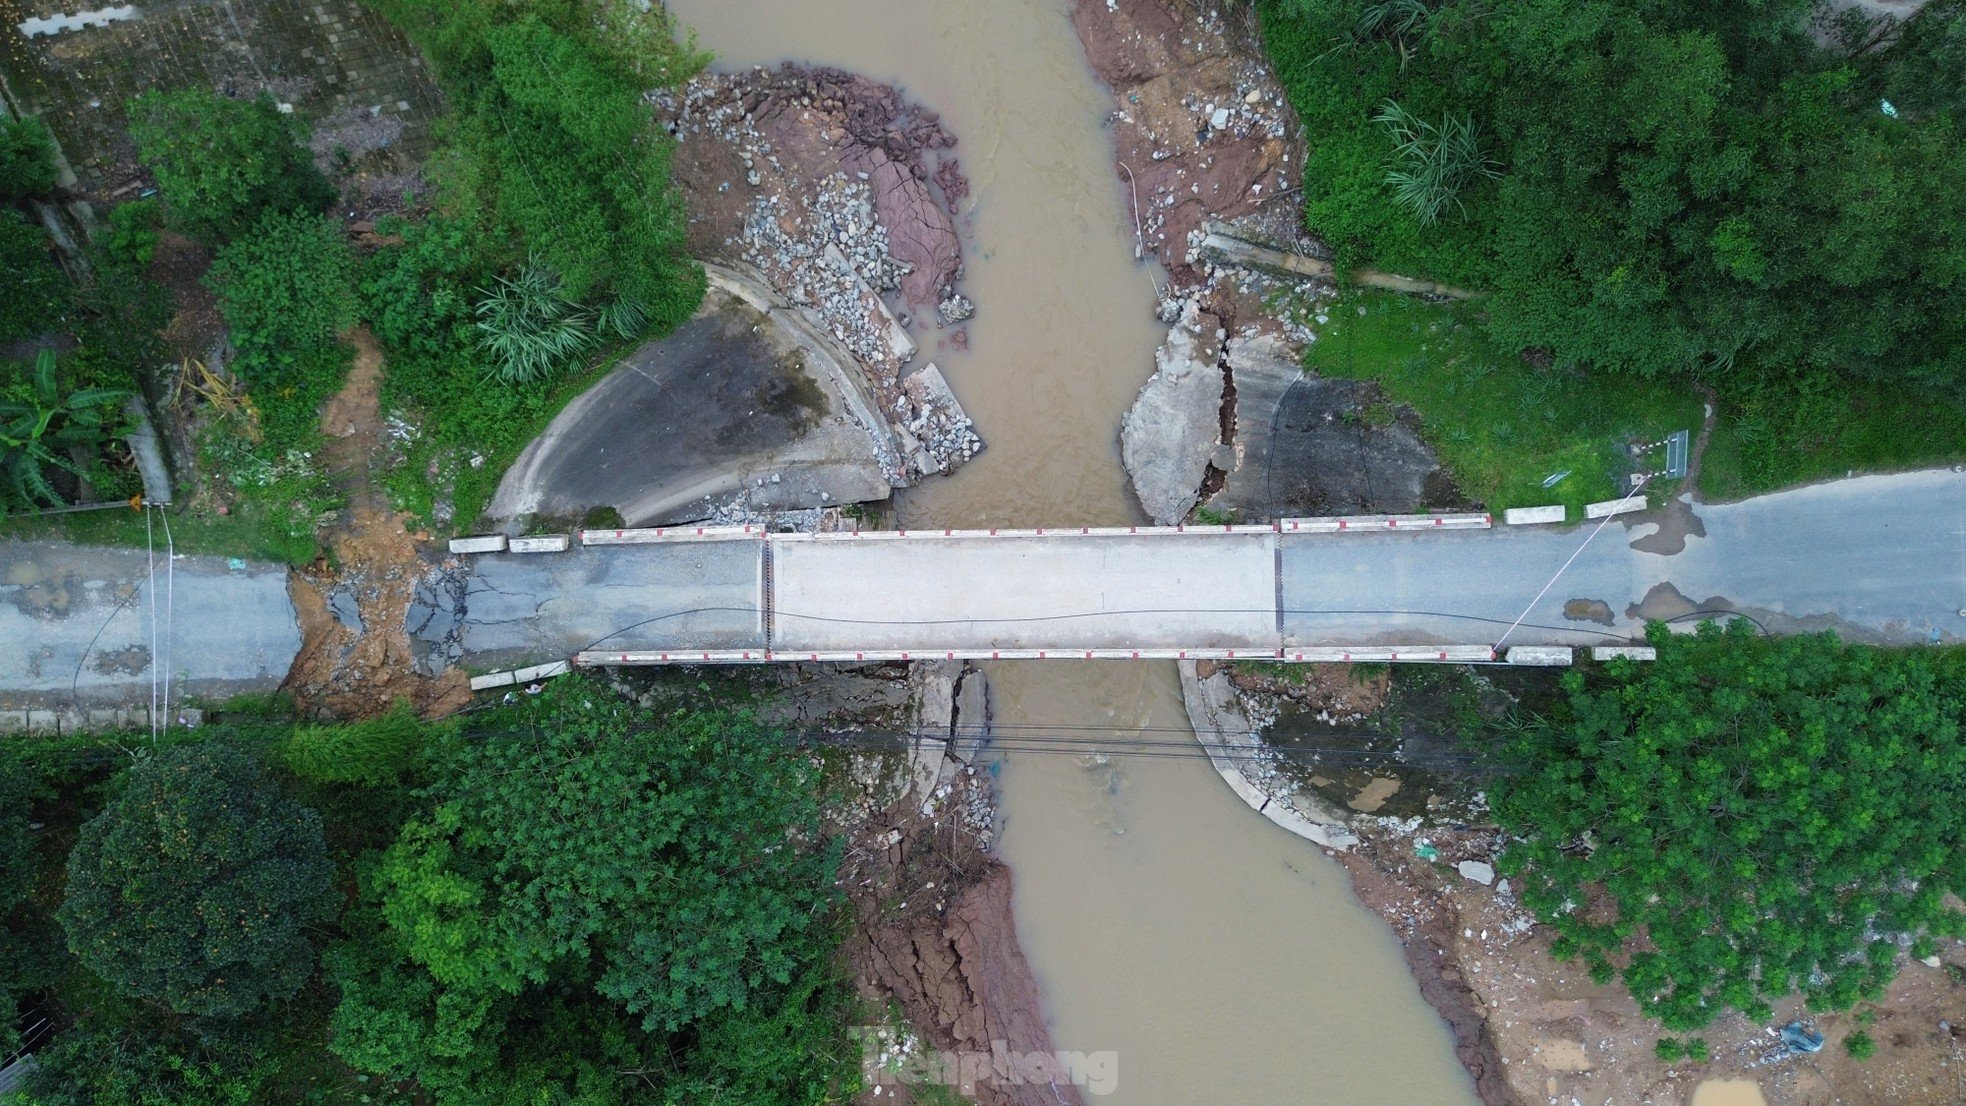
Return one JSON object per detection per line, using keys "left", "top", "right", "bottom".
{"left": 667, "top": 1, "right": 1476, "bottom": 1100}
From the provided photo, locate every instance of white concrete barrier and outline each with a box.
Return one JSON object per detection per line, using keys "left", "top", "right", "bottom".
{"left": 469, "top": 660, "right": 573, "bottom": 691}
{"left": 1592, "top": 646, "right": 1658, "bottom": 662}
{"left": 508, "top": 534, "right": 570, "bottom": 554}
{"left": 512, "top": 661, "right": 570, "bottom": 682}
{"left": 1584, "top": 495, "right": 1647, "bottom": 519}
{"left": 1505, "top": 646, "right": 1575, "bottom": 666}
{"left": 580, "top": 525, "right": 768, "bottom": 545}
{"left": 1503, "top": 504, "right": 1566, "bottom": 525}
{"left": 1280, "top": 512, "right": 1491, "bottom": 533}
{"left": 577, "top": 645, "right": 1508, "bottom": 666}
{"left": 448, "top": 534, "right": 508, "bottom": 554}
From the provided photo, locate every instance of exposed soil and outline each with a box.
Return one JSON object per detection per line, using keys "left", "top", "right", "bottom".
{"left": 828, "top": 666, "right": 1086, "bottom": 1106}
{"left": 282, "top": 327, "right": 470, "bottom": 720}
{"left": 1071, "top": 0, "right": 1302, "bottom": 287}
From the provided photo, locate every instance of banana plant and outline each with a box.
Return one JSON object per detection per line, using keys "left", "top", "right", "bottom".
{"left": 0, "top": 349, "right": 129, "bottom": 511}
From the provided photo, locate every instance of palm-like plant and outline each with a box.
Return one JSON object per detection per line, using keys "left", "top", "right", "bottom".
{"left": 0, "top": 350, "right": 128, "bottom": 511}
{"left": 473, "top": 262, "right": 597, "bottom": 385}
{"left": 1374, "top": 99, "right": 1502, "bottom": 225}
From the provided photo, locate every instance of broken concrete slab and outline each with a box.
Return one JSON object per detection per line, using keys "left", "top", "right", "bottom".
{"left": 1201, "top": 331, "right": 1451, "bottom": 520}
{"left": 1122, "top": 300, "right": 1225, "bottom": 526}
{"left": 1504, "top": 505, "right": 1567, "bottom": 525}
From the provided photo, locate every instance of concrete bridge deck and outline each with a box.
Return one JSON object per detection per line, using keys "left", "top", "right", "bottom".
{"left": 450, "top": 469, "right": 1966, "bottom": 668}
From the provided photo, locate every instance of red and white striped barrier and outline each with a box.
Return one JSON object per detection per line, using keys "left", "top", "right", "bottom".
{"left": 573, "top": 645, "right": 1500, "bottom": 667}
{"left": 579, "top": 524, "right": 769, "bottom": 545}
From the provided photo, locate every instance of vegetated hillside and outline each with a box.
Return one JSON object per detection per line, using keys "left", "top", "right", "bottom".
{"left": 1261, "top": 0, "right": 1966, "bottom": 491}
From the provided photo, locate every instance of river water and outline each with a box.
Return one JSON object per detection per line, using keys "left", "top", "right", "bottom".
{"left": 666, "top": 2, "right": 1476, "bottom": 1101}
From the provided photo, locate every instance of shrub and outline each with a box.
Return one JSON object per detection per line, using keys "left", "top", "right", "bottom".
{"left": 473, "top": 261, "right": 596, "bottom": 384}
{"left": 12, "top": 1020, "right": 276, "bottom": 1106}
{"left": 361, "top": 214, "right": 491, "bottom": 355}
{"left": 105, "top": 198, "right": 163, "bottom": 267}
{"left": 59, "top": 743, "right": 335, "bottom": 1017}
{"left": 1, "top": 350, "right": 129, "bottom": 512}
{"left": 127, "top": 90, "right": 334, "bottom": 244}
{"left": 0, "top": 114, "right": 60, "bottom": 201}
{"left": 0, "top": 208, "right": 69, "bottom": 344}
{"left": 287, "top": 699, "right": 437, "bottom": 785}
{"left": 1654, "top": 1037, "right": 1685, "bottom": 1062}
{"left": 206, "top": 210, "right": 356, "bottom": 377}
{"left": 1845, "top": 1030, "right": 1876, "bottom": 1061}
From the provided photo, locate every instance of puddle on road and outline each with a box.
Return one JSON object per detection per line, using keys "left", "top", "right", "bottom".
{"left": 669, "top": 1, "right": 1477, "bottom": 1101}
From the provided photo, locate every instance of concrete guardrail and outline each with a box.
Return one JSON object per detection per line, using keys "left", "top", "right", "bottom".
{"left": 508, "top": 534, "right": 571, "bottom": 553}
{"left": 469, "top": 660, "right": 572, "bottom": 691}
{"left": 1503, "top": 505, "right": 1566, "bottom": 525}
{"left": 1584, "top": 495, "right": 1647, "bottom": 520}
{"left": 448, "top": 534, "right": 507, "bottom": 554}
{"left": 1591, "top": 646, "right": 1658, "bottom": 661}
{"left": 0, "top": 707, "right": 204, "bottom": 734}
{"left": 577, "top": 645, "right": 1504, "bottom": 667}
{"left": 1505, "top": 646, "right": 1575, "bottom": 666}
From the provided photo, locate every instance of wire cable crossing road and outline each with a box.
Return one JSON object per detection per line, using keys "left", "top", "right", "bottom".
{"left": 442, "top": 470, "right": 1966, "bottom": 668}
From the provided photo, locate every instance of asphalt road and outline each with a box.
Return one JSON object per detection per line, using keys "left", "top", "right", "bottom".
{"left": 0, "top": 539, "right": 299, "bottom": 708}
{"left": 9, "top": 469, "right": 1962, "bottom": 703}
{"left": 461, "top": 537, "right": 767, "bottom": 668}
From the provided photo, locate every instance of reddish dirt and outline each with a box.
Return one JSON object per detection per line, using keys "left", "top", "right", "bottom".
{"left": 840, "top": 757, "right": 1083, "bottom": 1106}
{"left": 1071, "top": 0, "right": 1304, "bottom": 287}
{"left": 283, "top": 327, "right": 470, "bottom": 721}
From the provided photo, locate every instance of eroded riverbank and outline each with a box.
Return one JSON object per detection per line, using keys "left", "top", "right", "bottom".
{"left": 666, "top": 1, "right": 1478, "bottom": 1102}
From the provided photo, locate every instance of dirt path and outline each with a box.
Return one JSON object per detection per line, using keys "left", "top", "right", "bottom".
{"left": 283, "top": 328, "right": 471, "bottom": 720}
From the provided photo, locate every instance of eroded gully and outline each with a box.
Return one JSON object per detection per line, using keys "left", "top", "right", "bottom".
{"left": 665, "top": 1, "right": 1477, "bottom": 1100}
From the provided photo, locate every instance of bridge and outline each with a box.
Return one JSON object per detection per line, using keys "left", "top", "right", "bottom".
{"left": 453, "top": 469, "right": 1966, "bottom": 671}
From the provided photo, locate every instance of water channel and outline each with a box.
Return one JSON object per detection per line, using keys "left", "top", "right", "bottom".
{"left": 665, "top": 1, "right": 1477, "bottom": 1099}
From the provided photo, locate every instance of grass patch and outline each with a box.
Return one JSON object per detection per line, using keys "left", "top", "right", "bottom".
{"left": 1700, "top": 371, "right": 1966, "bottom": 499}
{"left": 381, "top": 345, "right": 629, "bottom": 536}
{"left": 1305, "top": 290, "right": 1705, "bottom": 517}
{"left": 0, "top": 498, "right": 322, "bottom": 565}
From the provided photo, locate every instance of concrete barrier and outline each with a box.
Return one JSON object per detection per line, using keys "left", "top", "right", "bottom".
{"left": 448, "top": 534, "right": 508, "bottom": 554}
{"left": 1592, "top": 646, "right": 1658, "bottom": 662}
{"left": 508, "top": 534, "right": 570, "bottom": 554}
{"left": 1280, "top": 512, "right": 1490, "bottom": 533}
{"left": 469, "top": 660, "right": 573, "bottom": 691}
{"left": 1505, "top": 646, "right": 1575, "bottom": 666}
{"left": 1584, "top": 495, "right": 1647, "bottom": 519}
{"left": 580, "top": 524, "right": 768, "bottom": 545}
{"left": 1503, "top": 504, "right": 1566, "bottom": 525}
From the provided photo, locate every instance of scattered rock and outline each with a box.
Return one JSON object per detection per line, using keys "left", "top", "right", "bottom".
{"left": 1458, "top": 860, "right": 1496, "bottom": 886}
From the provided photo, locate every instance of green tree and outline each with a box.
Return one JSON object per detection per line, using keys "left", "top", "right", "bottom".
{"left": 326, "top": 677, "right": 855, "bottom": 1103}
{"left": 1, "top": 349, "right": 127, "bottom": 512}
{"left": 373, "top": 0, "right": 707, "bottom": 340}
{"left": 0, "top": 114, "right": 61, "bottom": 201}
{"left": 8, "top": 1020, "right": 274, "bottom": 1106}
{"left": 127, "top": 90, "right": 334, "bottom": 244}
{"left": 59, "top": 743, "right": 334, "bottom": 1018}
{"left": 1492, "top": 621, "right": 1966, "bottom": 1030}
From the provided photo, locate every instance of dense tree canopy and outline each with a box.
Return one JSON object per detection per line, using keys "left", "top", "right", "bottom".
{"left": 59, "top": 743, "right": 335, "bottom": 1018}
{"left": 1263, "top": 0, "right": 1966, "bottom": 391}
{"left": 371, "top": 0, "right": 707, "bottom": 342}
{"left": 326, "top": 679, "right": 854, "bottom": 1103}
{"left": 1491, "top": 621, "right": 1966, "bottom": 1030}
{"left": 127, "top": 90, "right": 335, "bottom": 244}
